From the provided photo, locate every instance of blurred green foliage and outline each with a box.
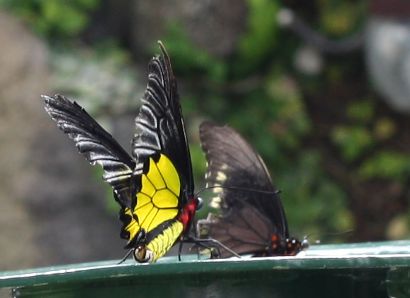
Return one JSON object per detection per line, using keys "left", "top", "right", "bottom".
{"left": 318, "top": 0, "right": 366, "bottom": 36}
{"left": 373, "top": 117, "right": 396, "bottom": 141}
{"left": 265, "top": 73, "right": 311, "bottom": 149}
{"left": 279, "top": 151, "right": 352, "bottom": 239}
{"left": 346, "top": 100, "right": 375, "bottom": 123}
{"left": 50, "top": 41, "right": 139, "bottom": 114}
{"left": 0, "top": 0, "right": 99, "bottom": 38}
{"left": 331, "top": 125, "right": 374, "bottom": 162}
{"left": 162, "top": 24, "right": 227, "bottom": 81}
{"left": 233, "top": 0, "right": 280, "bottom": 76}
{"left": 359, "top": 151, "right": 410, "bottom": 182}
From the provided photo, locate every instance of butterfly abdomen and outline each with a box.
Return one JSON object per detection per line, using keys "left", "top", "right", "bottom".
{"left": 146, "top": 220, "right": 184, "bottom": 262}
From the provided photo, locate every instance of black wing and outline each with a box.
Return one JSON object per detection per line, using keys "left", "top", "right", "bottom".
{"left": 132, "top": 42, "right": 194, "bottom": 201}
{"left": 199, "top": 121, "right": 289, "bottom": 238}
{"left": 199, "top": 204, "right": 276, "bottom": 257}
{"left": 43, "top": 94, "right": 136, "bottom": 208}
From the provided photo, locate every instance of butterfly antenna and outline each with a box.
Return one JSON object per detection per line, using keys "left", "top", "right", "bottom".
{"left": 208, "top": 238, "right": 241, "bottom": 258}
{"left": 304, "top": 229, "right": 354, "bottom": 244}
{"left": 178, "top": 241, "right": 184, "bottom": 261}
{"left": 118, "top": 248, "right": 134, "bottom": 264}
{"left": 195, "top": 185, "right": 280, "bottom": 198}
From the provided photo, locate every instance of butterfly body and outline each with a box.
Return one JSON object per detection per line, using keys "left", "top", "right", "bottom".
{"left": 199, "top": 122, "right": 308, "bottom": 258}
{"left": 43, "top": 42, "right": 198, "bottom": 263}
{"left": 178, "top": 197, "right": 198, "bottom": 231}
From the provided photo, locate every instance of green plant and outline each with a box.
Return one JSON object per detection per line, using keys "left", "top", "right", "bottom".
{"left": 233, "top": 0, "right": 280, "bottom": 76}
{"left": 279, "top": 150, "right": 352, "bottom": 240}
{"left": 331, "top": 125, "right": 374, "bottom": 162}
{"left": 0, "top": 0, "right": 99, "bottom": 38}
{"left": 359, "top": 151, "right": 410, "bottom": 182}
{"left": 163, "top": 23, "right": 227, "bottom": 82}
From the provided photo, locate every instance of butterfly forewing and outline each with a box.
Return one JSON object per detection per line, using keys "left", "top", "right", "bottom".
{"left": 43, "top": 94, "right": 136, "bottom": 208}
{"left": 199, "top": 122, "right": 289, "bottom": 238}
{"left": 133, "top": 44, "right": 194, "bottom": 200}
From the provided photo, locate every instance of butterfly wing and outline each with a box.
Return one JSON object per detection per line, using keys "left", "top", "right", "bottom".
{"left": 199, "top": 121, "right": 289, "bottom": 246}
{"left": 43, "top": 94, "right": 136, "bottom": 208}
{"left": 132, "top": 42, "right": 194, "bottom": 197}
{"left": 43, "top": 43, "right": 194, "bottom": 262}
{"left": 198, "top": 204, "right": 276, "bottom": 257}
{"left": 121, "top": 43, "right": 194, "bottom": 259}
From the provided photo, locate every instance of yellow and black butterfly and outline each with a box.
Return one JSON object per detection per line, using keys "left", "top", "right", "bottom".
{"left": 43, "top": 42, "right": 201, "bottom": 263}
{"left": 198, "top": 122, "right": 308, "bottom": 258}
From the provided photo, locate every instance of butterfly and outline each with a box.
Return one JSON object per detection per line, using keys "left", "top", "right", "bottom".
{"left": 43, "top": 42, "right": 201, "bottom": 263}
{"left": 198, "top": 122, "right": 308, "bottom": 258}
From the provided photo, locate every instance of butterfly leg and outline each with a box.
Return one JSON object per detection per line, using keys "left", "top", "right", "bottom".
{"left": 178, "top": 241, "right": 184, "bottom": 261}
{"left": 188, "top": 236, "right": 221, "bottom": 258}
{"left": 118, "top": 248, "right": 135, "bottom": 264}
{"left": 183, "top": 236, "right": 241, "bottom": 258}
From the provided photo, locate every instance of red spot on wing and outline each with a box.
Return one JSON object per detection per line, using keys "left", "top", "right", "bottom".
{"left": 271, "top": 234, "right": 279, "bottom": 242}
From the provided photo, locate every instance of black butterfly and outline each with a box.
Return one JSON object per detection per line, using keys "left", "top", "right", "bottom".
{"left": 43, "top": 42, "right": 201, "bottom": 263}
{"left": 198, "top": 122, "right": 308, "bottom": 257}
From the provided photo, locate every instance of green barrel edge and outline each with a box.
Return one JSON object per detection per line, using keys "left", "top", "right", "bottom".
{"left": 1, "top": 240, "right": 409, "bottom": 297}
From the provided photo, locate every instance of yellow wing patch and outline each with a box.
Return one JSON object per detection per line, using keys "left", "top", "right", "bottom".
{"left": 153, "top": 189, "right": 178, "bottom": 208}
{"left": 157, "top": 153, "right": 180, "bottom": 196}
{"left": 145, "top": 157, "right": 166, "bottom": 189}
{"left": 124, "top": 154, "right": 181, "bottom": 243}
{"left": 140, "top": 175, "right": 156, "bottom": 197}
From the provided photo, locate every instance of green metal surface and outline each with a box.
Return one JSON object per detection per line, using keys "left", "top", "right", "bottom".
{"left": 0, "top": 241, "right": 409, "bottom": 297}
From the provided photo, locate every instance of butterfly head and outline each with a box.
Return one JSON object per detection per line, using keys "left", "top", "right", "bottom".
{"left": 196, "top": 196, "right": 203, "bottom": 210}
{"left": 134, "top": 245, "right": 154, "bottom": 263}
{"left": 284, "top": 237, "right": 309, "bottom": 256}
{"left": 269, "top": 234, "right": 309, "bottom": 256}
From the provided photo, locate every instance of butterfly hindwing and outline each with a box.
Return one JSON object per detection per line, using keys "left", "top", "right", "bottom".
{"left": 122, "top": 154, "right": 181, "bottom": 245}
{"left": 199, "top": 204, "right": 275, "bottom": 257}
{"left": 43, "top": 94, "right": 135, "bottom": 208}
